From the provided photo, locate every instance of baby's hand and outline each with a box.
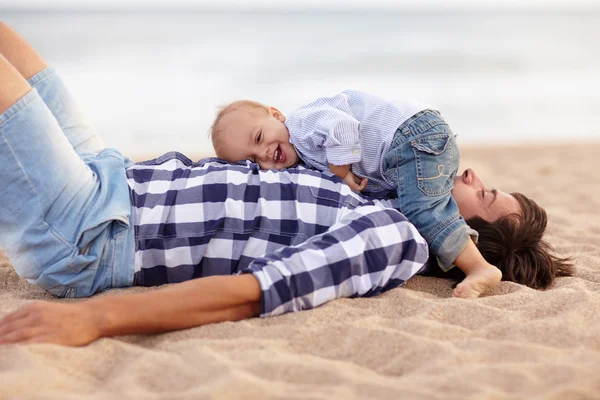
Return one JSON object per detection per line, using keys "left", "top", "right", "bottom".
{"left": 343, "top": 171, "right": 368, "bottom": 192}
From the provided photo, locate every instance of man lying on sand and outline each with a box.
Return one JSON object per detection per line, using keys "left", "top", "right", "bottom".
{"left": 0, "top": 22, "right": 572, "bottom": 346}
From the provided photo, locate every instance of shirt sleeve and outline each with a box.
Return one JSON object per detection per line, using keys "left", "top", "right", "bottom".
{"left": 239, "top": 205, "right": 429, "bottom": 318}
{"left": 287, "top": 93, "right": 362, "bottom": 166}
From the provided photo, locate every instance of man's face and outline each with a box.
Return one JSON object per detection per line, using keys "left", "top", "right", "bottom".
{"left": 452, "top": 168, "right": 521, "bottom": 222}
{"left": 217, "top": 107, "right": 299, "bottom": 170}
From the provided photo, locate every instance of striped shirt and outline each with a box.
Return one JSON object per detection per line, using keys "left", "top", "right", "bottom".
{"left": 125, "top": 152, "right": 429, "bottom": 316}
{"left": 285, "top": 90, "right": 430, "bottom": 192}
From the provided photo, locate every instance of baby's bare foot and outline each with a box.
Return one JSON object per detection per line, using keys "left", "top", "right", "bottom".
{"left": 453, "top": 266, "right": 502, "bottom": 298}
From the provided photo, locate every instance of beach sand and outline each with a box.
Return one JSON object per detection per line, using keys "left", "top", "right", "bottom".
{"left": 1, "top": 143, "right": 599, "bottom": 399}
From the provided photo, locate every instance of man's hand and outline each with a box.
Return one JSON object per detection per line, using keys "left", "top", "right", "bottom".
{"left": 0, "top": 301, "right": 101, "bottom": 346}
{"left": 0, "top": 275, "right": 261, "bottom": 347}
{"left": 343, "top": 171, "right": 368, "bottom": 192}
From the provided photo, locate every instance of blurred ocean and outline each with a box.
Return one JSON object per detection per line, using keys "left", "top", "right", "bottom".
{"left": 3, "top": 9, "right": 600, "bottom": 159}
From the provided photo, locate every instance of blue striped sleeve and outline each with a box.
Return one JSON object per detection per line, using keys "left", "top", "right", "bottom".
{"left": 286, "top": 93, "right": 361, "bottom": 166}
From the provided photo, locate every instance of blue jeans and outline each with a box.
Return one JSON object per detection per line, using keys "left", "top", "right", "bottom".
{"left": 382, "top": 110, "right": 476, "bottom": 271}
{"left": 0, "top": 68, "right": 135, "bottom": 297}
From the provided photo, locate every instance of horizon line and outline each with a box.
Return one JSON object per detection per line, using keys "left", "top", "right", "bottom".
{"left": 2, "top": 5, "right": 600, "bottom": 13}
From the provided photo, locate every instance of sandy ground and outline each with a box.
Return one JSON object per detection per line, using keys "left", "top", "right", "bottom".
{"left": 1, "top": 143, "right": 599, "bottom": 399}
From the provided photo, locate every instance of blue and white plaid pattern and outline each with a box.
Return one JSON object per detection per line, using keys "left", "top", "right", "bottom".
{"left": 285, "top": 90, "right": 430, "bottom": 192}
{"left": 126, "top": 152, "right": 429, "bottom": 317}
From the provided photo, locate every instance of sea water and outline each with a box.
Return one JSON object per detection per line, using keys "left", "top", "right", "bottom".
{"left": 3, "top": 9, "right": 599, "bottom": 159}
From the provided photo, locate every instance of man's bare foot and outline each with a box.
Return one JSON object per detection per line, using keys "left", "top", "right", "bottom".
{"left": 452, "top": 266, "right": 502, "bottom": 298}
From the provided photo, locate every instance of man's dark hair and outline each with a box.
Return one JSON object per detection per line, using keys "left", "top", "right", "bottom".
{"left": 435, "top": 192, "right": 574, "bottom": 289}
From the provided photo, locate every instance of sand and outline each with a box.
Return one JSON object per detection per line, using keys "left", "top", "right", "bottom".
{"left": 1, "top": 143, "right": 599, "bottom": 399}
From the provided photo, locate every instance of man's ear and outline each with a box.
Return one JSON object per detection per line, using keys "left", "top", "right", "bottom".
{"left": 269, "top": 107, "right": 286, "bottom": 122}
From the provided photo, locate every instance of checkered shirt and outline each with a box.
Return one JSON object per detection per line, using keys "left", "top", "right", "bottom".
{"left": 126, "top": 152, "right": 429, "bottom": 317}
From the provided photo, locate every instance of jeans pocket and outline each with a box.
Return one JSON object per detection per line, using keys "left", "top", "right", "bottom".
{"left": 411, "top": 133, "right": 458, "bottom": 197}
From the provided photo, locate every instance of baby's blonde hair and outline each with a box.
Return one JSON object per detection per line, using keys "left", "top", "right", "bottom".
{"left": 209, "top": 100, "right": 269, "bottom": 157}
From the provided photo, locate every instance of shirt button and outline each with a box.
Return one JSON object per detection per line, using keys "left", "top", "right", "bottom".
{"left": 352, "top": 148, "right": 359, "bottom": 155}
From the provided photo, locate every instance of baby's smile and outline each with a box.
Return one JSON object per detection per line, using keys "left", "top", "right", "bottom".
{"left": 274, "top": 144, "right": 285, "bottom": 163}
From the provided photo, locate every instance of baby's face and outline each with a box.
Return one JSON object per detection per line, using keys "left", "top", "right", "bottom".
{"left": 217, "top": 107, "right": 299, "bottom": 170}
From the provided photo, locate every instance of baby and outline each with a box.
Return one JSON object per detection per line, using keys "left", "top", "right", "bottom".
{"left": 210, "top": 90, "right": 520, "bottom": 298}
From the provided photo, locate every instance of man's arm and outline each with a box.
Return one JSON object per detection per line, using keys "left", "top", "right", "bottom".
{"left": 0, "top": 274, "right": 261, "bottom": 346}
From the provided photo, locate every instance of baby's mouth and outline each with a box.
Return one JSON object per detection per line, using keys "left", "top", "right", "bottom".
{"left": 273, "top": 145, "right": 285, "bottom": 163}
